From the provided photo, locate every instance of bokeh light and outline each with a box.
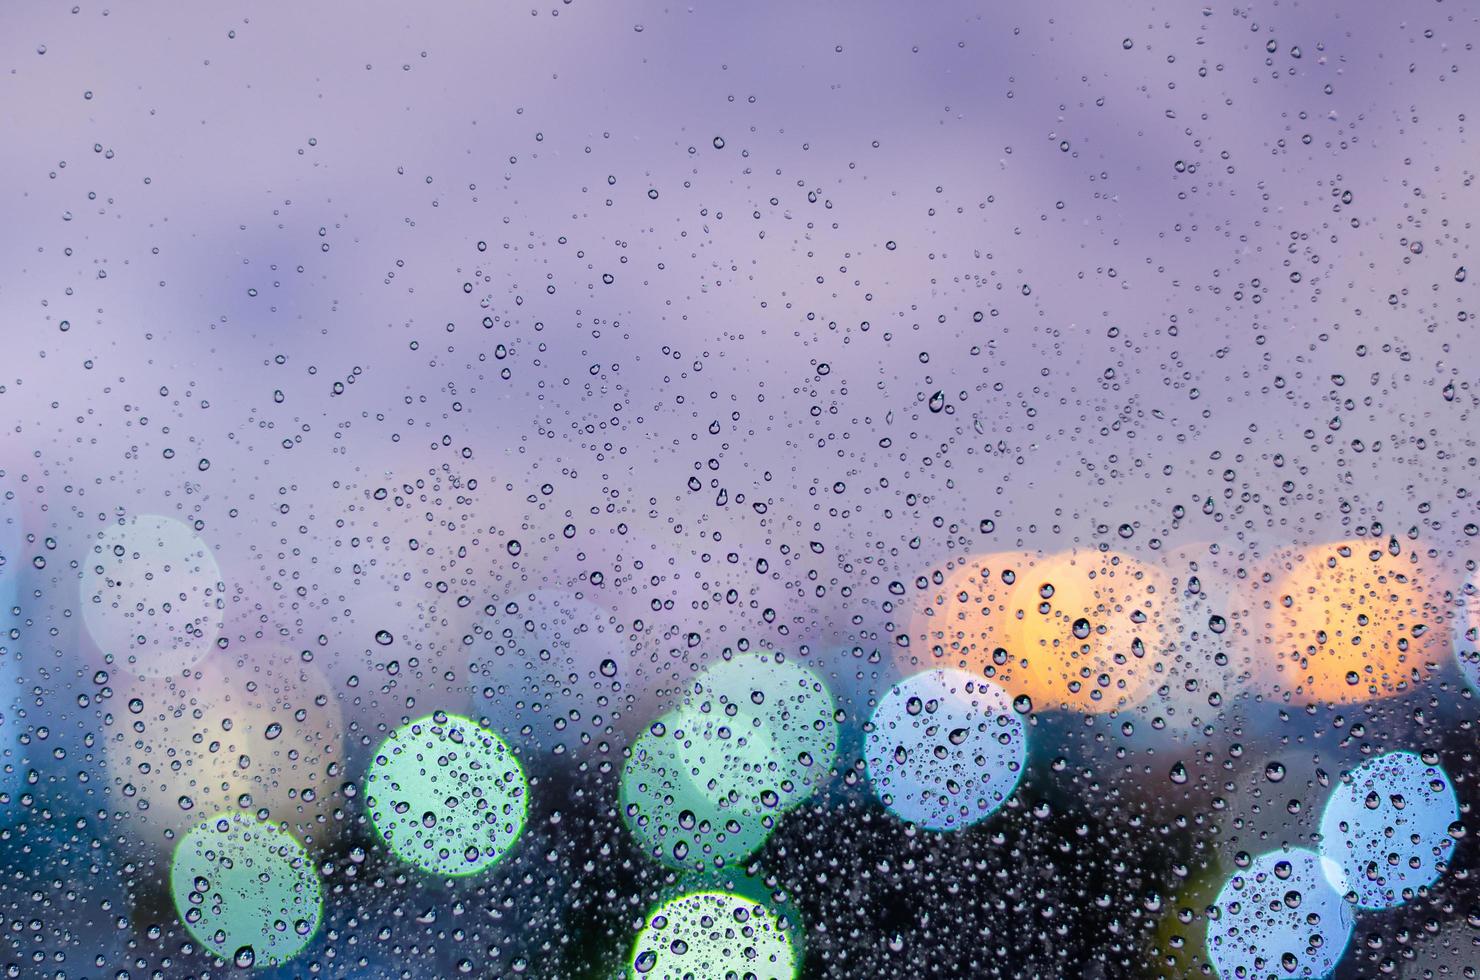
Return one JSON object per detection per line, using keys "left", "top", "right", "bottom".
{"left": 1318, "top": 750, "right": 1459, "bottom": 910}
{"left": 866, "top": 668, "right": 1025, "bottom": 830}
{"left": 1129, "top": 542, "right": 1253, "bottom": 742}
{"left": 170, "top": 812, "right": 322, "bottom": 968}
{"left": 907, "top": 548, "right": 1169, "bottom": 713}
{"left": 364, "top": 712, "right": 528, "bottom": 876}
{"left": 80, "top": 514, "right": 225, "bottom": 678}
{"left": 680, "top": 652, "right": 837, "bottom": 808}
{"left": 106, "top": 649, "right": 344, "bottom": 852}
{"left": 1258, "top": 539, "right": 1448, "bottom": 704}
{"left": 905, "top": 548, "right": 1030, "bottom": 672}
{"left": 1205, "top": 847, "right": 1353, "bottom": 980}
{"left": 619, "top": 705, "right": 776, "bottom": 872}
{"left": 628, "top": 889, "right": 797, "bottom": 980}
{"left": 620, "top": 651, "right": 838, "bottom": 871}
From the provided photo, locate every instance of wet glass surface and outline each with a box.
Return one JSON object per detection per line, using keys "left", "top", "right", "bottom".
{"left": 0, "top": 2, "right": 1477, "bottom": 977}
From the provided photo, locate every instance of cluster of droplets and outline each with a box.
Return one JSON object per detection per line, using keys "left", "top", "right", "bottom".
{"left": 615, "top": 656, "right": 1036, "bottom": 977}
{"left": 619, "top": 652, "right": 839, "bottom": 873}
{"left": 163, "top": 710, "right": 530, "bottom": 967}
{"left": 59, "top": 513, "right": 1476, "bottom": 976}
{"left": 1205, "top": 750, "right": 1461, "bottom": 978}
{"left": 863, "top": 668, "right": 1027, "bottom": 831}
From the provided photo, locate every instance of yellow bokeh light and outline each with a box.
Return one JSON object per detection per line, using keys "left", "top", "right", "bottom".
{"left": 907, "top": 548, "right": 1170, "bottom": 712}
{"left": 108, "top": 649, "right": 345, "bottom": 853}
{"left": 1255, "top": 538, "right": 1448, "bottom": 704}
{"left": 904, "top": 548, "right": 1030, "bottom": 672}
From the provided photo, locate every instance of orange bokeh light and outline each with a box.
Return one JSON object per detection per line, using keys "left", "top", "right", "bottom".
{"left": 1256, "top": 538, "right": 1449, "bottom": 704}
{"left": 905, "top": 548, "right": 1170, "bottom": 712}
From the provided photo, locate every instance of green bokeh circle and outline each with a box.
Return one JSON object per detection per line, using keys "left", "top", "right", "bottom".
{"left": 619, "top": 704, "right": 778, "bottom": 872}
{"left": 169, "top": 812, "right": 322, "bottom": 968}
{"left": 628, "top": 889, "right": 798, "bottom": 980}
{"left": 365, "top": 712, "right": 528, "bottom": 877}
{"left": 619, "top": 653, "right": 838, "bottom": 872}
{"left": 681, "top": 653, "right": 837, "bottom": 809}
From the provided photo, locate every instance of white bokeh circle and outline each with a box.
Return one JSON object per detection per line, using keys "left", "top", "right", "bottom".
{"left": 866, "top": 668, "right": 1026, "bottom": 830}
{"left": 81, "top": 515, "right": 225, "bottom": 677}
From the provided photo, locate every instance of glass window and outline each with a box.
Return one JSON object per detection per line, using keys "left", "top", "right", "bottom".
{"left": 0, "top": 3, "right": 1473, "bottom": 977}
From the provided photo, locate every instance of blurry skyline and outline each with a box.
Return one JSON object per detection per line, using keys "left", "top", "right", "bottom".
{"left": 1, "top": 2, "right": 1477, "bottom": 977}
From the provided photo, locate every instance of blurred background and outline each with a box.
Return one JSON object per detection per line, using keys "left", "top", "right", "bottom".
{"left": 0, "top": 0, "right": 1477, "bottom": 976}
